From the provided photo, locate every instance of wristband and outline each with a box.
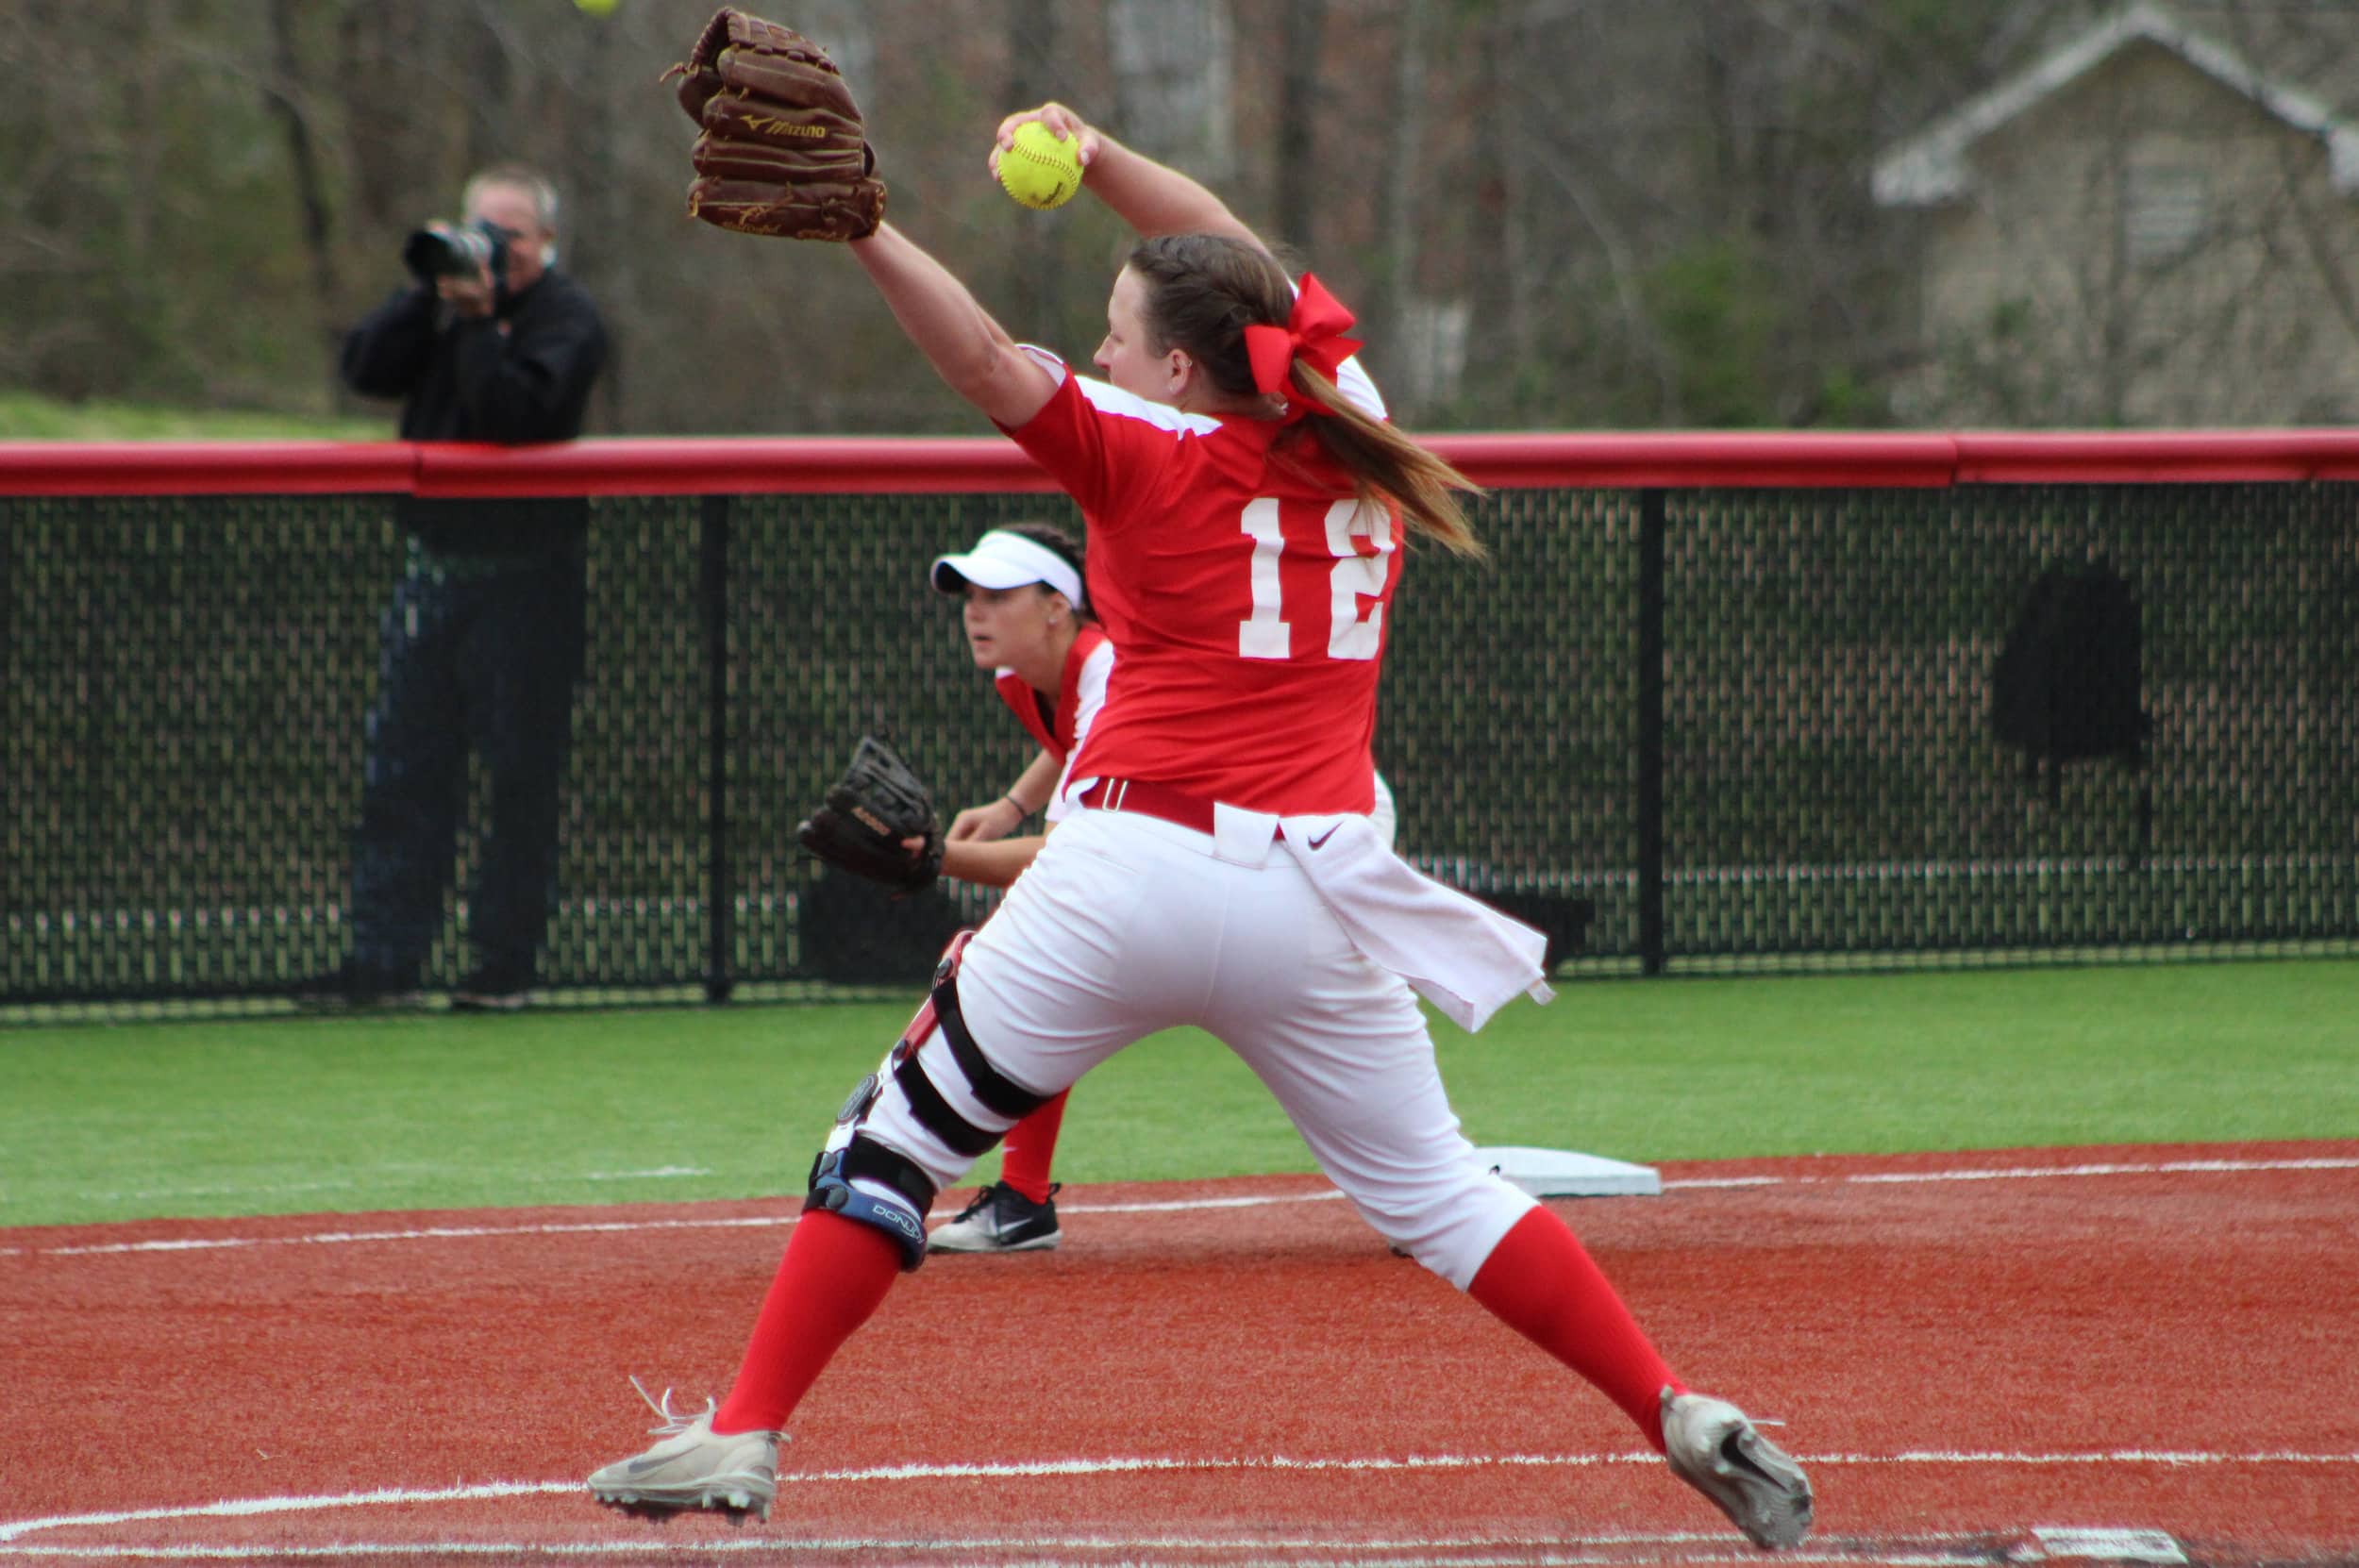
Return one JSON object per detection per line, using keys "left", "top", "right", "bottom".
{"left": 1002, "top": 793, "right": 1031, "bottom": 817}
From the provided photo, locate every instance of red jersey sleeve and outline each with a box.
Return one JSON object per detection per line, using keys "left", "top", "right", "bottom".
{"left": 995, "top": 348, "right": 1224, "bottom": 537}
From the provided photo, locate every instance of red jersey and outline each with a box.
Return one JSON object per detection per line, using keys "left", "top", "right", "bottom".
{"left": 992, "top": 624, "right": 1112, "bottom": 762}
{"left": 999, "top": 352, "right": 1398, "bottom": 816}
{"left": 993, "top": 625, "right": 1114, "bottom": 826}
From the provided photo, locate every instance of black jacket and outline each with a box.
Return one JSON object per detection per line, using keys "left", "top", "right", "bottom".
{"left": 340, "top": 270, "right": 608, "bottom": 554}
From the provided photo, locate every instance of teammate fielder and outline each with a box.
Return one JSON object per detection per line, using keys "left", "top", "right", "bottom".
{"left": 920, "top": 522, "right": 1103, "bottom": 1252}
{"left": 591, "top": 101, "right": 1813, "bottom": 1549}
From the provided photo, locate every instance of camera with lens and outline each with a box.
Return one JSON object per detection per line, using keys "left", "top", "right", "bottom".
{"left": 402, "top": 217, "right": 511, "bottom": 285}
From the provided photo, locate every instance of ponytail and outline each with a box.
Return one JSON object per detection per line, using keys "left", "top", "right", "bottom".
{"left": 1127, "top": 234, "right": 1486, "bottom": 559}
{"left": 1283, "top": 363, "right": 1484, "bottom": 559}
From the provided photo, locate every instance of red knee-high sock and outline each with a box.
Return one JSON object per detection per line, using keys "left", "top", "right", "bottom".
{"left": 997, "top": 1091, "right": 1069, "bottom": 1205}
{"left": 1467, "top": 1207, "right": 1683, "bottom": 1450}
{"left": 713, "top": 1210, "right": 902, "bottom": 1435}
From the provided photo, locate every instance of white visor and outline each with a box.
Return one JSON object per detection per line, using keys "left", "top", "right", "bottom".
{"left": 929, "top": 529, "right": 1084, "bottom": 610}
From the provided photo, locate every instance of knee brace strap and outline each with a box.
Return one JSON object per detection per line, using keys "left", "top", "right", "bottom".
{"left": 892, "top": 1050, "right": 1002, "bottom": 1159}
{"left": 804, "top": 1140, "right": 935, "bottom": 1272}
{"left": 931, "top": 963, "right": 1051, "bottom": 1122}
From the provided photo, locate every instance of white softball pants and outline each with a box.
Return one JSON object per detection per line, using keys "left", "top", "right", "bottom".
{"left": 862, "top": 806, "right": 1536, "bottom": 1289}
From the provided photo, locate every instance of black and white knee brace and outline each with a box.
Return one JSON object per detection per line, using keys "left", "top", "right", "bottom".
{"left": 804, "top": 929, "right": 1054, "bottom": 1270}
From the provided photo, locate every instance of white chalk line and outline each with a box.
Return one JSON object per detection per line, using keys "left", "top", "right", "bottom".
{"left": 5, "top": 1214, "right": 797, "bottom": 1259}
{"left": 0, "top": 1191, "right": 1352, "bottom": 1259}
{"left": 4, "top": 1445, "right": 2351, "bottom": 1547}
{"left": 65, "top": 1166, "right": 718, "bottom": 1207}
{"left": 8, "top": 1155, "right": 2351, "bottom": 1259}
{"left": 1659, "top": 1155, "right": 2359, "bottom": 1190}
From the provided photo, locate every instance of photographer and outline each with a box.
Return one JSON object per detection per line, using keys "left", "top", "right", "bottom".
{"left": 301, "top": 164, "right": 608, "bottom": 1011}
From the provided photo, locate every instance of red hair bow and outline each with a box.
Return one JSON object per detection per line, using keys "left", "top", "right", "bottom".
{"left": 1243, "top": 273, "right": 1364, "bottom": 421}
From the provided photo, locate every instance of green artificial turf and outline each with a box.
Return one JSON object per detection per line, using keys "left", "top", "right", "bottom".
{"left": 3, "top": 959, "right": 2351, "bottom": 1228}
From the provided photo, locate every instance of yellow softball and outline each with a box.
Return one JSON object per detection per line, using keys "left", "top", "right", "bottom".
{"left": 998, "top": 122, "right": 1082, "bottom": 211}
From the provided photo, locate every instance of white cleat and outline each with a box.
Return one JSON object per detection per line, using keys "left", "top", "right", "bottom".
{"left": 588, "top": 1379, "right": 779, "bottom": 1522}
{"left": 1660, "top": 1387, "right": 1813, "bottom": 1550}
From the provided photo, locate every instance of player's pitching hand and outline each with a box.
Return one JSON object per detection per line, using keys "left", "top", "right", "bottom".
{"left": 990, "top": 103, "right": 1099, "bottom": 183}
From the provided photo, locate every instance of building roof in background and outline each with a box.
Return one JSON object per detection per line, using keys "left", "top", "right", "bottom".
{"left": 1872, "top": 1, "right": 2359, "bottom": 207}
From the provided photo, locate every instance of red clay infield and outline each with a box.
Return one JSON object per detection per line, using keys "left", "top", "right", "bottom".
{"left": 3, "top": 1141, "right": 2354, "bottom": 1566}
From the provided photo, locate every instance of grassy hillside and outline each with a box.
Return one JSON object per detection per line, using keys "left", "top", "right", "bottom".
{"left": 0, "top": 390, "right": 385, "bottom": 441}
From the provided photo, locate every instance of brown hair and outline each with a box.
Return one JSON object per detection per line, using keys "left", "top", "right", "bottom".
{"left": 1124, "top": 234, "right": 1484, "bottom": 558}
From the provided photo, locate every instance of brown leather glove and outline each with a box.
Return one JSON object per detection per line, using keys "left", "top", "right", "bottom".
{"left": 664, "top": 10, "right": 886, "bottom": 241}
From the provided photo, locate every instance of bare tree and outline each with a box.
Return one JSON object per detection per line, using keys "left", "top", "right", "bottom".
{"left": 1108, "top": 0, "right": 1235, "bottom": 181}
{"left": 1274, "top": 0, "right": 1327, "bottom": 249}
{"left": 262, "top": 0, "right": 343, "bottom": 396}
{"left": 13, "top": 0, "right": 2351, "bottom": 434}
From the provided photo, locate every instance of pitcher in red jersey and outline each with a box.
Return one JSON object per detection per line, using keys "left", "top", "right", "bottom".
{"left": 590, "top": 95, "right": 1811, "bottom": 1552}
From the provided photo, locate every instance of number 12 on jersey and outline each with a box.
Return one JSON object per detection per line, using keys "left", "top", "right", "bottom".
{"left": 1238, "top": 498, "right": 1395, "bottom": 662}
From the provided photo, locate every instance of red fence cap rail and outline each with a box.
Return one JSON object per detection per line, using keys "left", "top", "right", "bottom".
{"left": 1950, "top": 429, "right": 2359, "bottom": 483}
{"left": 1429, "top": 431, "right": 1962, "bottom": 489}
{"left": 411, "top": 437, "right": 1062, "bottom": 497}
{"left": 8, "top": 429, "right": 2359, "bottom": 497}
{"left": 0, "top": 442, "right": 417, "bottom": 496}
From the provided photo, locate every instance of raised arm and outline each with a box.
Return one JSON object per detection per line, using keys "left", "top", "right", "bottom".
{"left": 847, "top": 223, "right": 1061, "bottom": 428}
{"left": 991, "top": 104, "right": 1264, "bottom": 252}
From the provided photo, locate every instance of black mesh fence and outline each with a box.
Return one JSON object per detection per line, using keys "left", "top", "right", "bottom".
{"left": 1654, "top": 484, "right": 2355, "bottom": 967}
{"left": 6, "top": 477, "right": 2353, "bottom": 1019}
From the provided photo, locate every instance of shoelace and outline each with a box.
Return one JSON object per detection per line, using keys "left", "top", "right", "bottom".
{"left": 959, "top": 1180, "right": 1062, "bottom": 1222}
{"left": 627, "top": 1375, "right": 712, "bottom": 1438}
{"left": 624, "top": 1376, "right": 790, "bottom": 1444}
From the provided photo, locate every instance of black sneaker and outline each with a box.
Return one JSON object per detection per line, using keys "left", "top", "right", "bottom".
{"left": 927, "top": 1181, "right": 1061, "bottom": 1253}
{"left": 451, "top": 961, "right": 535, "bottom": 1012}
{"left": 291, "top": 962, "right": 425, "bottom": 1010}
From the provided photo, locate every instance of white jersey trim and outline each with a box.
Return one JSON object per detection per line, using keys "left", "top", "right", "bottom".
{"left": 1332, "top": 354, "right": 1386, "bottom": 421}
{"left": 1015, "top": 344, "right": 1222, "bottom": 437}
{"left": 1046, "top": 638, "right": 1117, "bottom": 825}
{"left": 1016, "top": 338, "right": 1382, "bottom": 425}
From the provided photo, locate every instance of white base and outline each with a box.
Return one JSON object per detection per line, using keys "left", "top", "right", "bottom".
{"left": 1474, "top": 1145, "right": 1662, "bottom": 1198}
